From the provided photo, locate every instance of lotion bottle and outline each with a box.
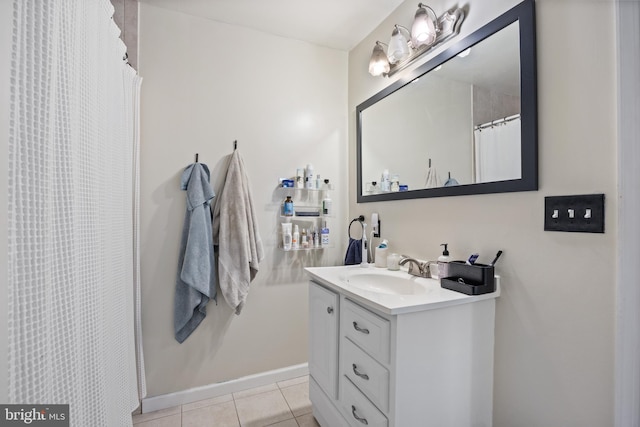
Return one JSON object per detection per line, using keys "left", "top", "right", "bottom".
{"left": 437, "top": 243, "right": 451, "bottom": 278}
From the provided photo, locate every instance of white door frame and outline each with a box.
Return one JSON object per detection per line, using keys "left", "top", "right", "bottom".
{"left": 615, "top": 1, "right": 640, "bottom": 426}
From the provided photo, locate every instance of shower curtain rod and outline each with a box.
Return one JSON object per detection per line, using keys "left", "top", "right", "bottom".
{"left": 474, "top": 113, "right": 521, "bottom": 131}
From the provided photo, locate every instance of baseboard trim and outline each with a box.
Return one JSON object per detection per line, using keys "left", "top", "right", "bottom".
{"left": 141, "top": 363, "right": 309, "bottom": 413}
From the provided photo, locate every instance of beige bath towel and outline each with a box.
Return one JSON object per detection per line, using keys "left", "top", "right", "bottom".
{"left": 213, "top": 150, "right": 264, "bottom": 314}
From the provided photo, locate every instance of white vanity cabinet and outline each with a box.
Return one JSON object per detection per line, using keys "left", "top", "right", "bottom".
{"left": 307, "top": 268, "right": 499, "bottom": 427}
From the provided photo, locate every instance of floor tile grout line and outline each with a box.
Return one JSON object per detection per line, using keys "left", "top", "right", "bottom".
{"left": 132, "top": 411, "right": 180, "bottom": 426}
{"left": 232, "top": 397, "right": 242, "bottom": 427}
{"left": 276, "top": 376, "right": 310, "bottom": 391}
{"left": 280, "top": 387, "right": 297, "bottom": 421}
{"left": 233, "top": 384, "right": 280, "bottom": 402}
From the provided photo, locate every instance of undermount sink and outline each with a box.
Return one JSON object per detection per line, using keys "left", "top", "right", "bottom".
{"left": 343, "top": 270, "right": 430, "bottom": 295}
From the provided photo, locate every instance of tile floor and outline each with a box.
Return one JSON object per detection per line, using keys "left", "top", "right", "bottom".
{"left": 132, "top": 376, "right": 320, "bottom": 427}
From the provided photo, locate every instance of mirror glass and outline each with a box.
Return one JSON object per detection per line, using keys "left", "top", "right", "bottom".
{"left": 357, "top": 0, "right": 537, "bottom": 202}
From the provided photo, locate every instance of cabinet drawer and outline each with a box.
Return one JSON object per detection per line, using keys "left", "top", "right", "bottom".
{"left": 340, "top": 376, "right": 388, "bottom": 427}
{"left": 342, "top": 337, "right": 389, "bottom": 413}
{"left": 342, "top": 299, "right": 390, "bottom": 364}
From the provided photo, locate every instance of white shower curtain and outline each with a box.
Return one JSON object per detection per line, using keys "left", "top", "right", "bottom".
{"left": 474, "top": 118, "right": 522, "bottom": 183}
{"left": 8, "top": 0, "right": 142, "bottom": 425}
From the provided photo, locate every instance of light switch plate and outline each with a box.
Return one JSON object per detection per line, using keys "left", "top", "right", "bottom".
{"left": 544, "top": 194, "right": 605, "bottom": 233}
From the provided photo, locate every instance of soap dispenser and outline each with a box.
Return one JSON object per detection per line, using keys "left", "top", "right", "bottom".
{"left": 438, "top": 243, "right": 451, "bottom": 279}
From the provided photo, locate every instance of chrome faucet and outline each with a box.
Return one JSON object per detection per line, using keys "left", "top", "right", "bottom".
{"left": 399, "top": 256, "right": 431, "bottom": 278}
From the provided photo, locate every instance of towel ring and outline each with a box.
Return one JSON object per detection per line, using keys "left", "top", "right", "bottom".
{"left": 348, "top": 215, "right": 365, "bottom": 239}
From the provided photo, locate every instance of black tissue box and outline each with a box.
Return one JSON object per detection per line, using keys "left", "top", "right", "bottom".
{"left": 440, "top": 261, "right": 495, "bottom": 295}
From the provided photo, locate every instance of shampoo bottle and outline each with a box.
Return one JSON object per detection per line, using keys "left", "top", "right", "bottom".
{"left": 437, "top": 243, "right": 451, "bottom": 279}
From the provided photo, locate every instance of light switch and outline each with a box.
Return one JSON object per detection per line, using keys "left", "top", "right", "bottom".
{"left": 544, "top": 194, "right": 605, "bottom": 233}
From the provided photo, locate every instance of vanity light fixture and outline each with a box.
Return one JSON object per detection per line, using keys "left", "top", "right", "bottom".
{"left": 368, "top": 3, "right": 466, "bottom": 78}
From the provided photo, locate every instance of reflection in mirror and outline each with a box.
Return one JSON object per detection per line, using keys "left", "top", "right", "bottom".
{"left": 357, "top": 0, "right": 537, "bottom": 202}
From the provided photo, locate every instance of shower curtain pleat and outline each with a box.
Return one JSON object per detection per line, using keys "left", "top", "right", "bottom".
{"left": 8, "top": 0, "right": 141, "bottom": 425}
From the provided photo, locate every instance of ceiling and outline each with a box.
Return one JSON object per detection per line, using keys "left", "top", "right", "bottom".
{"left": 138, "top": 0, "right": 406, "bottom": 51}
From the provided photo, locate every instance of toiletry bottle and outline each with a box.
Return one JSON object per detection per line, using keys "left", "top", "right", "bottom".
{"left": 438, "top": 243, "right": 451, "bottom": 278}
{"left": 296, "top": 168, "right": 304, "bottom": 189}
{"left": 313, "top": 226, "right": 320, "bottom": 248}
{"left": 316, "top": 175, "right": 322, "bottom": 190}
{"left": 283, "top": 195, "right": 294, "bottom": 217}
{"left": 301, "top": 228, "right": 308, "bottom": 248}
{"left": 381, "top": 169, "right": 390, "bottom": 192}
{"left": 322, "top": 190, "right": 332, "bottom": 216}
{"left": 305, "top": 164, "right": 314, "bottom": 189}
{"left": 292, "top": 224, "right": 300, "bottom": 250}
{"left": 390, "top": 175, "right": 400, "bottom": 192}
{"left": 321, "top": 221, "right": 330, "bottom": 247}
{"left": 281, "top": 223, "right": 292, "bottom": 251}
{"left": 375, "top": 239, "right": 389, "bottom": 268}
{"left": 323, "top": 178, "right": 331, "bottom": 190}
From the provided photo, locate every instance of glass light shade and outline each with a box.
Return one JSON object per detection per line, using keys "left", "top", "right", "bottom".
{"left": 387, "top": 26, "right": 411, "bottom": 64}
{"left": 368, "top": 43, "right": 390, "bottom": 76}
{"left": 411, "top": 5, "right": 437, "bottom": 47}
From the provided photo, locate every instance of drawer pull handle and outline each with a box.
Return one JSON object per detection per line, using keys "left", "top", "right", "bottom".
{"left": 352, "top": 321, "right": 370, "bottom": 334}
{"left": 352, "top": 364, "right": 369, "bottom": 380}
{"left": 351, "top": 405, "right": 369, "bottom": 425}
{"left": 327, "top": 306, "right": 334, "bottom": 314}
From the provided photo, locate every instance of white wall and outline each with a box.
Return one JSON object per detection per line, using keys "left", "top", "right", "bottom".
{"left": 0, "top": 0, "right": 12, "bottom": 404}
{"left": 138, "top": 4, "right": 348, "bottom": 397}
{"left": 349, "top": 1, "right": 616, "bottom": 426}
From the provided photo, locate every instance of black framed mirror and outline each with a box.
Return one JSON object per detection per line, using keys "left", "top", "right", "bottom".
{"left": 357, "top": 0, "right": 537, "bottom": 202}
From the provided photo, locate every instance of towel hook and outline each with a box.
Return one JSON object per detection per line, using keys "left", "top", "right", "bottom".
{"left": 195, "top": 153, "right": 199, "bottom": 163}
{"left": 233, "top": 140, "right": 237, "bottom": 150}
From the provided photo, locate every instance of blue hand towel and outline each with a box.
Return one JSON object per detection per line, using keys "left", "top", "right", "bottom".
{"left": 174, "top": 163, "right": 216, "bottom": 343}
{"left": 344, "top": 238, "right": 362, "bottom": 265}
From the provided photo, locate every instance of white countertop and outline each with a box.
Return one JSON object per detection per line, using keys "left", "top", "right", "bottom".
{"left": 305, "top": 264, "right": 500, "bottom": 315}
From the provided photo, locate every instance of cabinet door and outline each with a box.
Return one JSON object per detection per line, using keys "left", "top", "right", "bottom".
{"left": 309, "top": 282, "right": 339, "bottom": 399}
